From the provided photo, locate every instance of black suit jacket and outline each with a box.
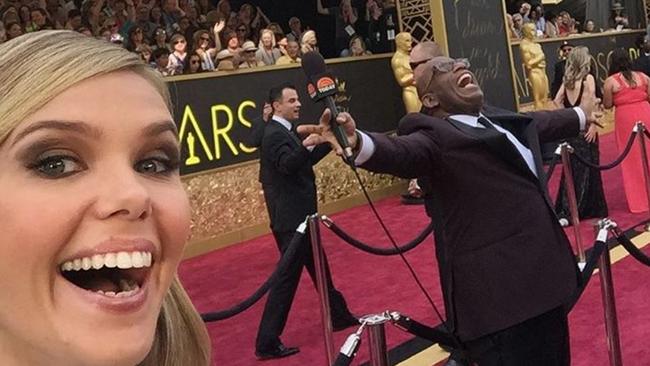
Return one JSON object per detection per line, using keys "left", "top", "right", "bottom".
{"left": 260, "top": 119, "right": 331, "bottom": 232}
{"left": 633, "top": 54, "right": 650, "bottom": 77}
{"left": 361, "top": 107, "right": 581, "bottom": 341}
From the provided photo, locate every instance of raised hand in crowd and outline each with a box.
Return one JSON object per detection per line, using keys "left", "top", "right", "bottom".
{"left": 262, "top": 102, "right": 273, "bottom": 122}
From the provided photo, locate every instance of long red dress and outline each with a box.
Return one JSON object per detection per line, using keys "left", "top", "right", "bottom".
{"left": 612, "top": 72, "right": 650, "bottom": 213}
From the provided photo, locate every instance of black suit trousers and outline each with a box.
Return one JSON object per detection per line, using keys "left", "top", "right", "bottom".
{"left": 255, "top": 230, "right": 351, "bottom": 351}
{"left": 464, "top": 306, "right": 570, "bottom": 366}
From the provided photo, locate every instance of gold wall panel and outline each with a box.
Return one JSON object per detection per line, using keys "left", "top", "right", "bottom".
{"left": 396, "top": 0, "right": 435, "bottom": 42}
{"left": 182, "top": 154, "right": 403, "bottom": 254}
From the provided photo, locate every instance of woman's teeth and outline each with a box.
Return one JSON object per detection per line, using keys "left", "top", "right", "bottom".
{"left": 97, "top": 279, "right": 141, "bottom": 298}
{"left": 60, "top": 251, "right": 152, "bottom": 272}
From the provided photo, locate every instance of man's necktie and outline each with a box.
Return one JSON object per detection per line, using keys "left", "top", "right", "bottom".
{"left": 477, "top": 116, "right": 496, "bottom": 130}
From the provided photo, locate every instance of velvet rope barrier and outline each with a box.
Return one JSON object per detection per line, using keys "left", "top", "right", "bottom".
{"left": 321, "top": 216, "right": 434, "bottom": 256}
{"left": 566, "top": 238, "right": 609, "bottom": 311}
{"left": 545, "top": 151, "right": 561, "bottom": 180}
{"left": 571, "top": 131, "right": 636, "bottom": 170}
{"left": 201, "top": 226, "right": 307, "bottom": 322}
{"left": 612, "top": 227, "right": 650, "bottom": 267}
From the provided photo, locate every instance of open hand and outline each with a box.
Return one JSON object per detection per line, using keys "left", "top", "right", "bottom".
{"left": 213, "top": 19, "right": 225, "bottom": 33}
{"left": 262, "top": 102, "right": 273, "bottom": 122}
{"left": 297, "top": 108, "right": 358, "bottom": 156}
{"left": 584, "top": 123, "right": 598, "bottom": 143}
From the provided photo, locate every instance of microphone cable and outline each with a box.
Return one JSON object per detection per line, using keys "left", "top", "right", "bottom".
{"left": 344, "top": 158, "right": 463, "bottom": 348}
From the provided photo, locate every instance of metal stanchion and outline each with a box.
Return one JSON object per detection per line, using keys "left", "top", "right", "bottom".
{"left": 595, "top": 219, "right": 623, "bottom": 366}
{"left": 634, "top": 122, "right": 650, "bottom": 231}
{"left": 360, "top": 313, "right": 391, "bottom": 366}
{"left": 560, "top": 143, "right": 587, "bottom": 266}
{"left": 308, "top": 214, "right": 335, "bottom": 365}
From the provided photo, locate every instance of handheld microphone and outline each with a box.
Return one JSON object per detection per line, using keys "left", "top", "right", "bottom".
{"left": 301, "top": 51, "right": 354, "bottom": 162}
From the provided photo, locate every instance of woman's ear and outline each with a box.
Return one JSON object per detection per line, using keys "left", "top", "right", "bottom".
{"left": 421, "top": 92, "right": 439, "bottom": 110}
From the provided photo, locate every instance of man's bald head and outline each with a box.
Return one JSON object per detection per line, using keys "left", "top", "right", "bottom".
{"left": 410, "top": 41, "right": 445, "bottom": 96}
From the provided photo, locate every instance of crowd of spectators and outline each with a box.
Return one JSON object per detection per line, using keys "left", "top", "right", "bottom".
{"left": 507, "top": 1, "right": 632, "bottom": 41}
{"left": 0, "top": 0, "right": 398, "bottom": 76}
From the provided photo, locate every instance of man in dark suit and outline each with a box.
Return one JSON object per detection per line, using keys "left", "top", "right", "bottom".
{"left": 551, "top": 41, "right": 573, "bottom": 99}
{"left": 300, "top": 56, "right": 599, "bottom": 365}
{"left": 254, "top": 82, "right": 357, "bottom": 360}
{"left": 633, "top": 36, "right": 650, "bottom": 76}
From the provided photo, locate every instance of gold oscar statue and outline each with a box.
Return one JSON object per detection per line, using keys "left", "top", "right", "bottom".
{"left": 391, "top": 32, "right": 421, "bottom": 113}
{"left": 519, "top": 23, "right": 549, "bottom": 110}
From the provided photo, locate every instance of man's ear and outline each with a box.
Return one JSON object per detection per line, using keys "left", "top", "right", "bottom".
{"left": 421, "top": 92, "right": 439, "bottom": 110}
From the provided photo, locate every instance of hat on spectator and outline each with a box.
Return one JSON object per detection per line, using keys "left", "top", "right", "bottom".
{"left": 216, "top": 49, "right": 234, "bottom": 61}
{"left": 612, "top": 2, "right": 624, "bottom": 11}
{"left": 559, "top": 40, "right": 574, "bottom": 51}
{"left": 241, "top": 41, "right": 257, "bottom": 52}
{"left": 110, "top": 33, "right": 124, "bottom": 44}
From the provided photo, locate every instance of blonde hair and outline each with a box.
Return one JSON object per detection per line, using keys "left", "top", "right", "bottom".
{"left": 300, "top": 30, "right": 316, "bottom": 54}
{"left": 258, "top": 28, "right": 276, "bottom": 49}
{"left": 0, "top": 31, "right": 211, "bottom": 365}
{"left": 563, "top": 46, "right": 591, "bottom": 91}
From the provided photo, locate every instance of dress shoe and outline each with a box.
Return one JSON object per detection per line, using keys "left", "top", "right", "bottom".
{"left": 255, "top": 344, "right": 300, "bottom": 360}
{"left": 332, "top": 315, "right": 359, "bottom": 332}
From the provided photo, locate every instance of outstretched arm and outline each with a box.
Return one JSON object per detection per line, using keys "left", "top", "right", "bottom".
{"left": 298, "top": 109, "right": 440, "bottom": 178}
{"left": 316, "top": 0, "right": 330, "bottom": 15}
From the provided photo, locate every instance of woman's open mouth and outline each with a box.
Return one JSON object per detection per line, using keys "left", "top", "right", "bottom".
{"left": 60, "top": 251, "right": 153, "bottom": 299}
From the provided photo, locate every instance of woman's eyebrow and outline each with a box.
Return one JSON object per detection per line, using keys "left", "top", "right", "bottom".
{"left": 142, "top": 120, "right": 179, "bottom": 137}
{"left": 11, "top": 120, "right": 101, "bottom": 147}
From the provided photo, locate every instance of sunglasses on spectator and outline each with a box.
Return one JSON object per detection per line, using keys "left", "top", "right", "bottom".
{"left": 237, "top": 28, "right": 246, "bottom": 32}
{"left": 174, "top": 39, "right": 186, "bottom": 44}
{"left": 191, "top": 60, "right": 200, "bottom": 64}
{"left": 409, "top": 58, "right": 430, "bottom": 70}
{"left": 200, "top": 36, "right": 210, "bottom": 41}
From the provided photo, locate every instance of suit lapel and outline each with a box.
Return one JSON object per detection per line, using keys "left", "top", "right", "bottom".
{"left": 447, "top": 117, "right": 538, "bottom": 182}
{"left": 273, "top": 119, "right": 302, "bottom": 146}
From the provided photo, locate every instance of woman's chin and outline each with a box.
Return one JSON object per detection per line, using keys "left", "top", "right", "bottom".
{"left": 63, "top": 328, "right": 156, "bottom": 366}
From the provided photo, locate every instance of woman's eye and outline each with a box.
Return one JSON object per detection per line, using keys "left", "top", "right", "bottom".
{"left": 135, "top": 158, "right": 174, "bottom": 174}
{"left": 33, "top": 156, "right": 83, "bottom": 178}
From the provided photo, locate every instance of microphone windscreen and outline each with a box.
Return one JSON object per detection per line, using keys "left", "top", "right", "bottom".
{"left": 301, "top": 51, "right": 327, "bottom": 81}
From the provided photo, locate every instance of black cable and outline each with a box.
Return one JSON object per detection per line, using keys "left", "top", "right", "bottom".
{"left": 545, "top": 152, "right": 561, "bottom": 180}
{"left": 200, "top": 229, "right": 306, "bottom": 322}
{"left": 644, "top": 129, "right": 650, "bottom": 141}
{"left": 571, "top": 131, "right": 636, "bottom": 170}
{"left": 612, "top": 228, "right": 650, "bottom": 267}
{"left": 324, "top": 219, "right": 434, "bottom": 256}
{"left": 332, "top": 354, "right": 354, "bottom": 366}
{"left": 349, "top": 165, "right": 463, "bottom": 349}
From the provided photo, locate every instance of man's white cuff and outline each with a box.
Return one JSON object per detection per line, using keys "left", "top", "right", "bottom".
{"left": 354, "top": 131, "right": 376, "bottom": 165}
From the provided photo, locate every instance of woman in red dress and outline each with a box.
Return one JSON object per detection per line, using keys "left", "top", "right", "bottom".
{"left": 604, "top": 48, "right": 650, "bottom": 213}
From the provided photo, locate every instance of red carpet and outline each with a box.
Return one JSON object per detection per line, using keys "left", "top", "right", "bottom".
{"left": 179, "top": 132, "right": 650, "bottom": 365}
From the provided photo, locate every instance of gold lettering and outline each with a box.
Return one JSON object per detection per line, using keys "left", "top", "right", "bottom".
{"left": 238, "top": 100, "right": 258, "bottom": 153}
{"left": 211, "top": 104, "right": 239, "bottom": 159}
{"left": 178, "top": 105, "right": 214, "bottom": 162}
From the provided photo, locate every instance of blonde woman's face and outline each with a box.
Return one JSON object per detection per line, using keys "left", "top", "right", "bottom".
{"left": 0, "top": 71, "right": 190, "bottom": 366}
{"left": 261, "top": 32, "right": 272, "bottom": 47}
